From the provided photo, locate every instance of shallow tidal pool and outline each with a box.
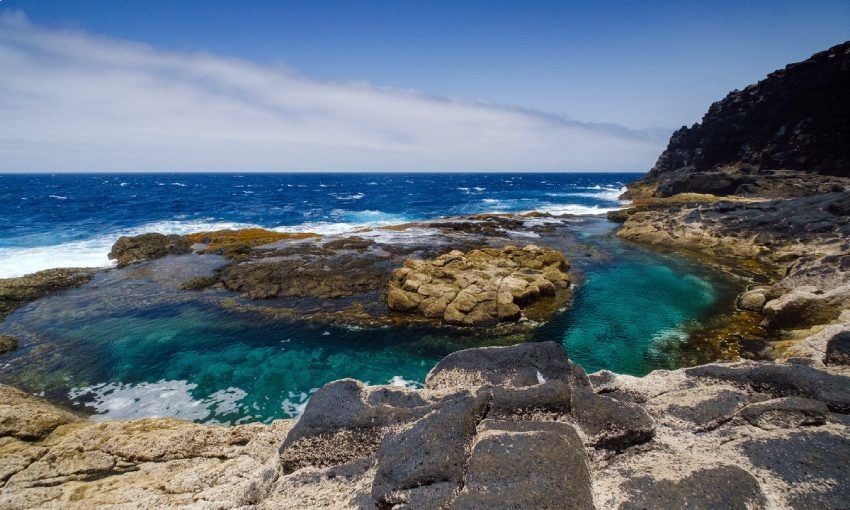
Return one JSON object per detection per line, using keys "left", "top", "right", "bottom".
{"left": 0, "top": 220, "right": 739, "bottom": 424}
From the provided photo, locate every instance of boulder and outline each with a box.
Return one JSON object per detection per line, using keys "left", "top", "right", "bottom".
{"left": 425, "top": 341, "right": 572, "bottom": 391}
{"left": 387, "top": 245, "right": 570, "bottom": 327}
{"left": 108, "top": 233, "right": 191, "bottom": 268}
{"left": 451, "top": 421, "right": 594, "bottom": 510}
{"left": 737, "top": 289, "right": 766, "bottom": 312}
{"left": 570, "top": 386, "right": 655, "bottom": 450}
{"left": 0, "top": 385, "right": 81, "bottom": 440}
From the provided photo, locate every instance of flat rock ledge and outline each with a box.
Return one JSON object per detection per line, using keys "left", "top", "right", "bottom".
{"left": 2, "top": 341, "right": 849, "bottom": 509}
{"left": 387, "top": 245, "right": 571, "bottom": 327}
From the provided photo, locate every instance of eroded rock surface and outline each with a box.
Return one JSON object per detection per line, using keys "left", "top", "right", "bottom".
{"left": 1, "top": 341, "right": 849, "bottom": 508}
{"left": 387, "top": 245, "right": 571, "bottom": 327}
{"left": 0, "top": 269, "right": 96, "bottom": 321}
{"left": 108, "top": 233, "right": 192, "bottom": 268}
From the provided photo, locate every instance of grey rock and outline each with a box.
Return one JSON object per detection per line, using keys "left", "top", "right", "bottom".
{"left": 371, "top": 391, "right": 488, "bottom": 506}
{"left": 108, "top": 233, "right": 191, "bottom": 268}
{"left": 740, "top": 397, "right": 829, "bottom": 429}
{"left": 425, "top": 341, "right": 571, "bottom": 391}
{"left": 570, "top": 386, "right": 655, "bottom": 450}
{"left": 739, "top": 430, "right": 850, "bottom": 508}
{"left": 451, "top": 421, "right": 593, "bottom": 510}
{"left": 618, "top": 465, "right": 767, "bottom": 510}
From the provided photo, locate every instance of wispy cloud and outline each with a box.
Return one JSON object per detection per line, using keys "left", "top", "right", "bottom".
{"left": 0, "top": 12, "right": 666, "bottom": 172}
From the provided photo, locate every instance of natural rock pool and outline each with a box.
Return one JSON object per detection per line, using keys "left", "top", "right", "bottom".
{"left": 0, "top": 218, "right": 740, "bottom": 424}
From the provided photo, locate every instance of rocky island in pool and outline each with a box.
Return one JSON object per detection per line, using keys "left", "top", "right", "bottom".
{"left": 1, "top": 24, "right": 850, "bottom": 510}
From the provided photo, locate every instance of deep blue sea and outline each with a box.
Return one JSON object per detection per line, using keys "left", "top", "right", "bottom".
{"left": 0, "top": 173, "right": 741, "bottom": 424}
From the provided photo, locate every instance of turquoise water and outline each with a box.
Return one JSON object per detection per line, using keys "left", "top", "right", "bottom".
{"left": 0, "top": 173, "right": 740, "bottom": 424}
{"left": 0, "top": 221, "right": 737, "bottom": 424}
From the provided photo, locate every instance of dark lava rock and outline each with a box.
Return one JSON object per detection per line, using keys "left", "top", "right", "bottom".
{"left": 108, "top": 233, "right": 191, "bottom": 268}
{"left": 425, "top": 341, "right": 571, "bottom": 391}
{"left": 570, "top": 386, "right": 655, "bottom": 450}
{"left": 371, "top": 391, "right": 488, "bottom": 506}
{"left": 488, "top": 380, "right": 572, "bottom": 419}
{"left": 451, "top": 420, "right": 594, "bottom": 510}
{"left": 0, "top": 335, "right": 18, "bottom": 355}
{"left": 825, "top": 331, "right": 850, "bottom": 366}
{"left": 685, "top": 362, "right": 850, "bottom": 413}
{"left": 642, "top": 41, "right": 850, "bottom": 195}
{"left": 279, "top": 379, "right": 428, "bottom": 473}
{"left": 667, "top": 389, "right": 759, "bottom": 431}
{"left": 618, "top": 465, "right": 767, "bottom": 510}
{"left": 739, "top": 430, "right": 850, "bottom": 508}
{"left": 0, "top": 268, "right": 95, "bottom": 320}
{"left": 740, "top": 397, "right": 828, "bottom": 429}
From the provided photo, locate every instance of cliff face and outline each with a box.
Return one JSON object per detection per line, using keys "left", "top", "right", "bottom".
{"left": 643, "top": 41, "right": 850, "bottom": 197}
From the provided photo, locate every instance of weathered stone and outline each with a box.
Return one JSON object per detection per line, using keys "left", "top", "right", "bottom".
{"left": 686, "top": 362, "right": 850, "bottom": 413}
{"left": 387, "top": 245, "right": 570, "bottom": 327}
{"left": 740, "top": 397, "right": 828, "bottom": 429}
{"left": 739, "top": 430, "right": 850, "bottom": 508}
{"left": 0, "top": 384, "right": 81, "bottom": 440}
{"left": 108, "top": 233, "right": 191, "bottom": 268}
{"left": 178, "top": 275, "right": 219, "bottom": 291}
{"left": 371, "top": 391, "right": 487, "bottom": 506}
{"left": 425, "top": 341, "right": 571, "bottom": 391}
{"left": 618, "top": 466, "right": 767, "bottom": 510}
{"left": 737, "top": 289, "right": 766, "bottom": 312}
{"left": 0, "top": 268, "right": 95, "bottom": 320}
{"left": 570, "top": 386, "right": 655, "bottom": 450}
{"left": 451, "top": 422, "right": 594, "bottom": 510}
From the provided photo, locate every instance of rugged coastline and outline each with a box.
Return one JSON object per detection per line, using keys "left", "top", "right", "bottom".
{"left": 1, "top": 42, "right": 850, "bottom": 509}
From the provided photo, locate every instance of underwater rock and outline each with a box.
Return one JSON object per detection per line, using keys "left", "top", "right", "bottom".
{"left": 0, "top": 336, "right": 17, "bottom": 355}
{"left": 108, "top": 233, "right": 191, "bottom": 268}
{"left": 387, "top": 245, "right": 570, "bottom": 327}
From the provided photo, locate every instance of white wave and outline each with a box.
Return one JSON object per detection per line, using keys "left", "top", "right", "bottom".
{"left": 0, "top": 219, "right": 259, "bottom": 278}
{"left": 387, "top": 376, "right": 423, "bottom": 389}
{"left": 482, "top": 198, "right": 500, "bottom": 204}
{"left": 473, "top": 186, "right": 486, "bottom": 191}
{"left": 67, "top": 380, "right": 250, "bottom": 421}
{"left": 170, "top": 182, "right": 187, "bottom": 187}
{"left": 48, "top": 194, "right": 68, "bottom": 200}
{"left": 330, "top": 192, "right": 365, "bottom": 201}
{"left": 545, "top": 186, "right": 627, "bottom": 202}
{"left": 526, "top": 204, "right": 621, "bottom": 216}
{"left": 282, "top": 388, "right": 317, "bottom": 419}
{"left": 119, "top": 182, "right": 129, "bottom": 187}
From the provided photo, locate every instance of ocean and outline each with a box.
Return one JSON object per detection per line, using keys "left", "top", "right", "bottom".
{"left": 0, "top": 173, "right": 741, "bottom": 424}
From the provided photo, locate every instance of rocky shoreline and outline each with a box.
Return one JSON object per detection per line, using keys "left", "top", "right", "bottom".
{"left": 1, "top": 41, "right": 850, "bottom": 509}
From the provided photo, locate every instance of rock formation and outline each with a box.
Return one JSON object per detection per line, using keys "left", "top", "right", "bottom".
{"left": 108, "top": 233, "right": 192, "bottom": 268}
{"left": 2, "top": 341, "right": 848, "bottom": 509}
{"left": 614, "top": 40, "right": 850, "bottom": 357}
{"left": 633, "top": 41, "right": 850, "bottom": 198}
{"left": 387, "top": 245, "right": 571, "bottom": 327}
{"left": 0, "top": 269, "right": 95, "bottom": 321}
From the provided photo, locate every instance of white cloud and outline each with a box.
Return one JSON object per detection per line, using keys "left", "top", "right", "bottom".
{"left": 0, "top": 12, "right": 666, "bottom": 172}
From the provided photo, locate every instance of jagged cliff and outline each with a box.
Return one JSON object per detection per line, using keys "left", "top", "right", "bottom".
{"left": 633, "top": 41, "right": 850, "bottom": 198}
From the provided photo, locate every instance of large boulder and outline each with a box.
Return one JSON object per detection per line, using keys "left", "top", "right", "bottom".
{"left": 387, "top": 245, "right": 570, "bottom": 327}
{"left": 108, "top": 233, "right": 191, "bottom": 268}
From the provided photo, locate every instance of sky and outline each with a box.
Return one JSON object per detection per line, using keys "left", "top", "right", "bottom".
{"left": 0, "top": 1, "right": 848, "bottom": 172}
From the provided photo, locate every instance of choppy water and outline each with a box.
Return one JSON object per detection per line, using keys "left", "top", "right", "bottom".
{"left": 0, "top": 173, "right": 740, "bottom": 423}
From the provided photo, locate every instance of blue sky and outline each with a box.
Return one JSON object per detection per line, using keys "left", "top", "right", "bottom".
{"left": 1, "top": 1, "right": 848, "bottom": 171}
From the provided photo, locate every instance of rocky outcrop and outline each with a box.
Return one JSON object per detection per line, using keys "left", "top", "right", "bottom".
{"left": 108, "top": 233, "right": 192, "bottom": 268}
{"left": 634, "top": 41, "right": 850, "bottom": 198}
{"left": 615, "top": 41, "right": 850, "bottom": 353}
{"left": 3, "top": 341, "right": 847, "bottom": 508}
{"left": 387, "top": 245, "right": 571, "bottom": 327}
{"left": 0, "top": 269, "right": 95, "bottom": 321}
